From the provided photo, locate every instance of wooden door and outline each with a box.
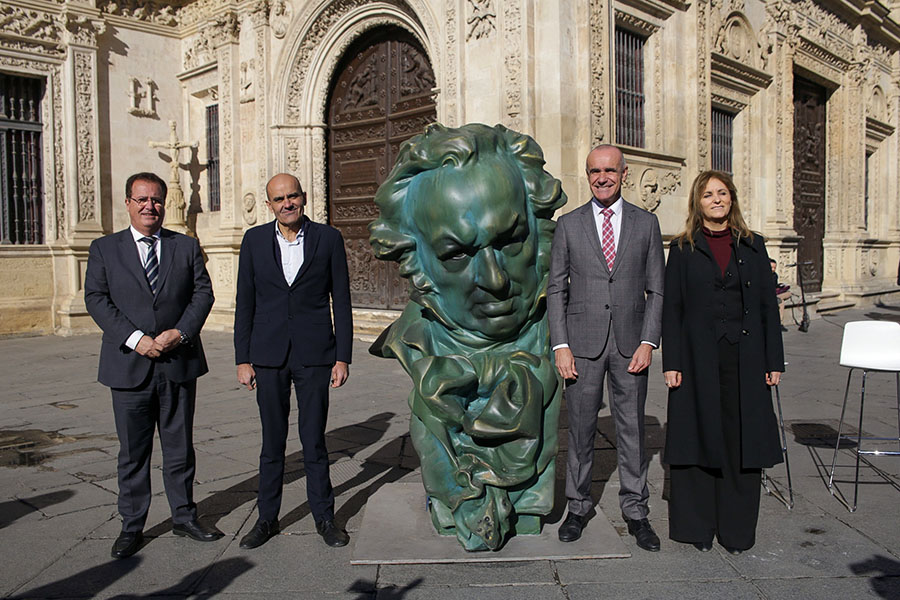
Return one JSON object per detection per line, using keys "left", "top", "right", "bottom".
{"left": 792, "top": 77, "right": 827, "bottom": 293}
{"left": 327, "top": 29, "right": 436, "bottom": 310}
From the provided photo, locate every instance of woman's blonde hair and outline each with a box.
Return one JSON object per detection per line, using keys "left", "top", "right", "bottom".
{"left": 674, "top": 170, "right": 753, "bottom": 248}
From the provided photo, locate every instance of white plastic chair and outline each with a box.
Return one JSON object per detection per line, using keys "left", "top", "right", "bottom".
{"left": 827, "top": 320, "right": 900, "bottom": 512}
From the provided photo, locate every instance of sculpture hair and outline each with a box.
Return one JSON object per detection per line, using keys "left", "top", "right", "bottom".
{"left": 368, "top": 123, "right": 566, "bottom": 303}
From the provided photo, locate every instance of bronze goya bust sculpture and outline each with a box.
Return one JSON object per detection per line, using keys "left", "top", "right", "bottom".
{"left": 369, "top": 123, "right": 566, "bottom": 551}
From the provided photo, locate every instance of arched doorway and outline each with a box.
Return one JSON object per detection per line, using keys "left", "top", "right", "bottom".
{"left": 326, "top": 27, "right": 436, "bottom": 310}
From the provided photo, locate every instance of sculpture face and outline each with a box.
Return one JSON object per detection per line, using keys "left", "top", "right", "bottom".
{"left": 410, "top": 156, "right": 539, "bottom": 340}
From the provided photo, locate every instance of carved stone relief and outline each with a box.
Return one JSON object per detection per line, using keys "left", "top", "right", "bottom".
{"left": 184, "top": 33, "right": 214, "bottom": 71}
{"left": 714, "top": 14, "right": 768, "bottom": 71}
{"left": 74, "top": 51, "right": 97, "bottom": 223}
{"left": 98, "top": 1, "right": 179, "bottom": 26}
{"left": 445, "top": 0, "right": 459, "bottom": 126}
{"left": 638, "top": 167, "right": 680, "bottom": 212}
{"left": 589, "top": 0, "right": 607, "bottom": 145}
{"left": 242, "top": 192, "right": 257, "bottom": 225}
{"left": 502, "top": 0, "right": 523, "bottom": 130}
{"left": 697, "top": 0, "right": 709, "bottom": 167}
{"left": 63, "top": 13, "right": 106, "bottom": 48}
{"left": 240, "top": 59, "right": 255, "bottom": 103}
{"left": 127, "top": 77, "right": 158, "bottom": 117}
{"left": 271, "top": 0, "right": 291, "bottom": 39}
{"left": 0, "top": 4, "right": 62, "bottom": 53}
{"left": 466, "top": 0, "right": 495, "bottom": 41}
{"left": 869, "top": 85, "right": 887, "bottom": 122}
{"left": 283, "top": 1, "right": 430, "bottom": 126}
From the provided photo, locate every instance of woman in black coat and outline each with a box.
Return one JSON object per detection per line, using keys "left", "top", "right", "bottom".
{"left": 662, "top": 170, "right": 784, "bottom": 554}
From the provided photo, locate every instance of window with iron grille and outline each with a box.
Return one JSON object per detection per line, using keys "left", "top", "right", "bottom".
{"left": 0, "top": 73, "right": 44, "bottom": 244}
{"left": 615, "top": 28, "right": 646, "bottom": 148}
{"left": 206, "top": 104, "right": 220, "bottom": 212}
{"left": 711, "top": 107, "right": 734, "bottom": 173}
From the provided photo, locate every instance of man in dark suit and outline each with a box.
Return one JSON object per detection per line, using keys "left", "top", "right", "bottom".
{"left": 234, "top": 173, "right": 352, "bottom": 549}
{"left": 85, "top": 171, "right": 220, "bottom": 559}
{"left": 547, "top": 145, "right": 665, "bottom": 551}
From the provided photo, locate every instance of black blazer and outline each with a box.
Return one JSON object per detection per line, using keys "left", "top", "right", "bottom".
{"left": 84, "top": 228, "right": 214, "bottom": 389}
{"left": 233, "top": 218, "right": 352, "bottom": 368}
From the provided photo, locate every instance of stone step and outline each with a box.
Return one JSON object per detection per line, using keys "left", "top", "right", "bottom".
{"left": 353, "top": 309, "right": 401, "bottom": 343}
{"left": 816, "top": 300, "right": 856, "bottom": 314}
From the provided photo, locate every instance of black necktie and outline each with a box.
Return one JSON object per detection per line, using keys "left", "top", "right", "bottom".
{"left": 140, "top": 236, "right": 159, "bottom": 294}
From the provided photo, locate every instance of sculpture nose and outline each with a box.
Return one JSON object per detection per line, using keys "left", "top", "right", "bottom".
{"left": 475, "top": 248, "right": 509, "bottom": 292}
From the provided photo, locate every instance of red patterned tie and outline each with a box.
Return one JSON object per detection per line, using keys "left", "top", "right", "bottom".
{"left": 601, "top": 207, "right": 616, "bottom": 270}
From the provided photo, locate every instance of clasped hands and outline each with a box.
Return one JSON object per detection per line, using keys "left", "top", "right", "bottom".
{"left": 135, "top": 329, "right": 182, "bottom": 359}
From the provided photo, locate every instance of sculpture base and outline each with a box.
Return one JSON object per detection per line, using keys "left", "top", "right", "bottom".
{"left": 350, "top": 482, "right": 630, "bottom": 564}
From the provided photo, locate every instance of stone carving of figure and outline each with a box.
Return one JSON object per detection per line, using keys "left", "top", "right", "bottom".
{"left": 368, "top": 123, "right": 566, "bottom": 551}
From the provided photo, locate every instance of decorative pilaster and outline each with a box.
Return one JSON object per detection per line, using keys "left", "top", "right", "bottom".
{"left": 250, "top": 1, "right": 271, "bottom": 226}
{"left": 209, "top": 11, "right": 241, "bottom": 228}
{"left": 588, "top": 0, "right": 608, "bottom": 146}
{"left": 62, "top": 9, "right": 105, "bottom": 240}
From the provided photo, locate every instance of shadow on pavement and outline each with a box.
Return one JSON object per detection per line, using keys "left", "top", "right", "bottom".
{"left": 144, "top": 412, "right": 405, "bottom": 540}
{"left": 9, "top": 556, "right": 256, "bottom": 599}
{"left": 0, "top": 489, "right": 75, "bottom": 529}
{"left": 850, "top": 554, "right": 900, "bottom": 599}
{"left": 348, "top": 577, "right": 424, "bottom": 599}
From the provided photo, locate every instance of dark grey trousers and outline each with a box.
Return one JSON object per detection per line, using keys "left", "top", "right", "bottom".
{"left": 111, "top": 367, "right": 197, "bottom": 532}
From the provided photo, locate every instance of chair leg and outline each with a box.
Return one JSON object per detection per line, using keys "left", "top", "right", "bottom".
{"left": 774, "top": 384, "right": 793, "bottom": 509}
{"left": 851, "top": 371, "right": 868, "bottom": 513}
{"left": 829, "top": 369, "right": 855, "bottom": 492}
{"left": 895, "top": 373, "right": 899, "bottom": 454}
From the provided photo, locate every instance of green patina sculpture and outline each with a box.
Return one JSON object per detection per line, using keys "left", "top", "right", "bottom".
{"left": 368, "top": 123, "right": 567, "bottom": 551}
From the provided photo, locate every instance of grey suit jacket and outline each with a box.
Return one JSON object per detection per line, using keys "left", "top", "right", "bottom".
{"left": 547, "top": 199, "right": 664, "bottom": 359}
{"left": 85, "top": 228, "right": 214, "bottom": 389}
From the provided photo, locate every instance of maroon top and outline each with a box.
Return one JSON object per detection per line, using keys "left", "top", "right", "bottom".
{"left": 703, "top": 227, "right": 732, "bottom": 276}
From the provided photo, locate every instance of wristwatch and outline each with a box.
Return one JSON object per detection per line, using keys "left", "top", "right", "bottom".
{"left": 178, "top": 330, "right": 189, "bottom": 345}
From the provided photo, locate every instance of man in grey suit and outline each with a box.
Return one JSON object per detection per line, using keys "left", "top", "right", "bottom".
{"left": 548, "top": 145, "right": 665, "bottom": 551}
{"left": 85, "top": 172, "right": 221, "bottom": 559}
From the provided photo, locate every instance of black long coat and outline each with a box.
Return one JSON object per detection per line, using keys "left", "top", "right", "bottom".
{"left": 661, "top": 232, "right": 784, "bottom": 469}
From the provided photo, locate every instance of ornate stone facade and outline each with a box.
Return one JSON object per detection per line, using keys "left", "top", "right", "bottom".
{"left": 0, "top": 0, "right": 898, "bottom": 335}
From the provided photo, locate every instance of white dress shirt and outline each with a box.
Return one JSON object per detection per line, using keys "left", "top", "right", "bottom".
{"left": 275, "top": 223, "right": 305, "bottom": 285}
{"left": 124, "top": 226, "right": 161, "bottom": 350}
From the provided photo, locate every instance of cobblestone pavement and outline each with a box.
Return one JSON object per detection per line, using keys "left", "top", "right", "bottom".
{"left": 1, "top": 305, "right": 898, "bottom": 599}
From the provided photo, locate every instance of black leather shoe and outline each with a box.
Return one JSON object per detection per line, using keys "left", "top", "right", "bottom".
{"left": 722, "top": 545, "right": 743, "bottom": 555}
{"left": 624, "top": 517, "right": 660, "bottom": 552}
{"left": 111, "top": 531, "right": 143, "bottom": 559}
{"left": 240, "top": 519, "right": 279, "bottom": 549}
{"left": 558, "top": 512, "right": 586, "bottom": 543}
{"left": 173, "top": 518, "right": 223, "bottom": 542}
{"left": 316, "top": 520, "right": 349, "bottom": 547}
{"left": 693, "top": 541, "right": 713, "bottom": 552}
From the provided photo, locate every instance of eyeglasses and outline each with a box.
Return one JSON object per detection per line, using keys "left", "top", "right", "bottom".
{"left": 128, "top": 196, "right": 165, "bottom": 207}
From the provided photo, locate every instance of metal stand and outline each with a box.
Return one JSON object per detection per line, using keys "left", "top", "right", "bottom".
{"left": 762, "top": 384, "right": 793, "bottom": 509}
{"left": 827, "top": 369, "right": 900, "bottom": 512}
